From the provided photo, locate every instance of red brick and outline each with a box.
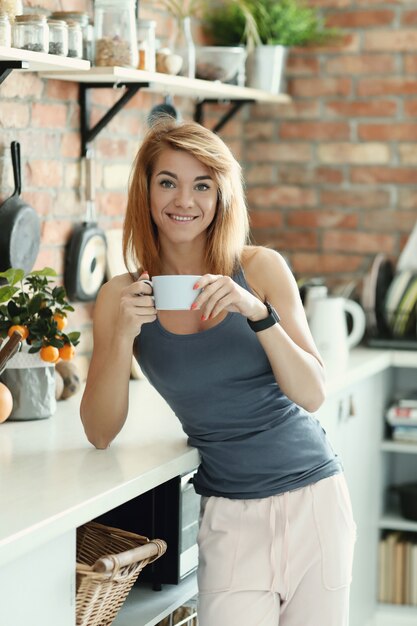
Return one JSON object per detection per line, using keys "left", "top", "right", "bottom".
{"left": 22, "top": 191, "right": 53, "bottom": 217}
{"left": 291, "top": 253, "right": 364, "bottom": 275}
{"left": 324, "top": 100, "right": 397, "bottom": 117}
{"left": 31, "top": 103, "right": 67, "bottom": 128}
{"left": 286, "top": 56, "right": 320, "bottom": 75}
{"left": 263, "top": 231, "right": 318, "bottom": 251}
{"left": 402, "top": 10, "right": 417, "bottom": 25}
{"left": 325, "top": 54, "right": 395, "bottom": 75}
{"left": 280, "top": 121, "right": 349, "bottom": 140}
{"left": 362, "top": 210, "right": 417, "bottom": 231}
{"left": 26, "top": 160, "right": 63, "bottom": 188}
{"left": 405, "top": 55, "right": 417, "bottom": 74}
{"left": 358, "top": 123, "right": 417, "bottom": 141}
{"left": 364, "top": 30, "right": 417, "bottom": 51}
{"left": 41, "top": 220, "right": 74, "bottom": 246}
{"left": 399, "top": 144, "right": 417, "bottom": 165}
{"left": 350, "top": 166, "right": 417, "bottom": 184}
{"left": 96, "top": 192, "right": 128, "bottom": 216}
{"left": 272, "top": 101, "right": 320, "bottom": 120}
{"left": 249, "top": 210, "right": 283, "bottom": 229}
{"left": 288, "top": 77, "right": 352, "bottom": 98}
{"left": 318, "top": 143, "right": 390, "bottom": 164}
{"left": 95, "top": 138, "right": 131, "bottom": 159}
{"left": 287, "top": 210, "right": 358, "bottom": 229}
{"left": 1, "top": 73, "right": 44, "bottom": 99}
{"left": 357, "top": 77, "right": 417, "bottom": 97}
{"left": 61, "top": 133, "right": 81, "bottom": 159}
{"left": 321, "top": 188, "right": 390, "bottom": 209}
{"left": 327, "top": 9, "right": 395, "bottom": 28}
{"left": 243, "top": 121, "right": 276, "bottom": 140}
{"left": 245, "top": 165, "right": 276, "bottom": 185}
{"left": 247, "top": 186, "right": 317, "bottom": 208}
{"left": 298, "top": 33, "right": 360, "bottom": 53}
{"left": 277, "top": 166, "right": 343, "bottom": 185}
{"left": 0, "top": 103, "right": 30, "bottom": 128}
{"left": 45, "top": 80, "right": 78, "bottom": 101}
{"left": 323, "top": 230, "right": 395, "bottom": 254}
{"left": 246, "top": 142, "right": 312, "bottom": 163}
{"left": 308, "top": 0, "right": 351, "bottom": 7}
{"left": 33, "top": 247, "right": 65, "bottom": 275}
{"left": 398, "top": 189, "right": 417, "bottom": 210}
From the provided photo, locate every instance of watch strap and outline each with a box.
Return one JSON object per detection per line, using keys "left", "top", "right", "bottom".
{"left": 247, "top": 301, "right": 280, "bottom": 332}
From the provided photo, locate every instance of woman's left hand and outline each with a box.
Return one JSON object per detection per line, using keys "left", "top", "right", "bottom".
{"left": 192, "top": 274, "right": 267, "bottom": 321}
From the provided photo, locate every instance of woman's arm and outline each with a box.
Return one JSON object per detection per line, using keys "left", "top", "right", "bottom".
{"left": 80, "top": 272, "right": 156, "bottom": 449}
{"left": 193, "top": 246, "right": 325, "bottom": 413}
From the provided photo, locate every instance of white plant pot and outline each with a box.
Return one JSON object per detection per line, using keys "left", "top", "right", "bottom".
{"left": 2, "top": 349, "right": 56, "bottom": 420}
{"left": 246, "top": 44, "right": 288, "bottom": 94}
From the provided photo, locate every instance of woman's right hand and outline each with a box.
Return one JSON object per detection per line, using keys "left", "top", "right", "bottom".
{"left": 117, "top": 272, "right": 156, "bottom": 340}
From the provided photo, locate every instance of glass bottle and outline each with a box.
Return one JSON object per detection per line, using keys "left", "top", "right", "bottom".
{"left": 50, "top": 11, "right": 92, "bottom": 62}
{"left": 137, "top": 19, "right": 156, "bottom": 72}
{"left": 67, "top": 20, "right": 83, "bottom": 59}
{"left": 172, "top": 16, "right": 195, "bottom": 80}
{"left": 0, "top": 12, "right": 11, "bottom": 47}
{"left": 47, "top": 19, "right": 68, "bottom": 56}
{"left": 94, "top": 0, "right": 138, "bottom": 68}
{"left": 13, "top": 14, "right": 48, "bottom": 53}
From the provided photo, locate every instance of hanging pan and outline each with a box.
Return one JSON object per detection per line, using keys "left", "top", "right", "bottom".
{"left": 0, "top": 141, "right": 41, "bottom": 274}
{"left": 64, "top": 150, "right": 107, "bottom": 301}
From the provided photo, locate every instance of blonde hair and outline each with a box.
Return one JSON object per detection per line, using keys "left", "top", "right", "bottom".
{"left": 123, "top": 118, "right": 249, "bottom": 277}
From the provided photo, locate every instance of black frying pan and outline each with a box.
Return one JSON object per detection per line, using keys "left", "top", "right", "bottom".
{"left": 0, "top": 141, "right": 41, "bottom": 273}
{"left": 64, "top": 150, "right": 107, "bottom": 302}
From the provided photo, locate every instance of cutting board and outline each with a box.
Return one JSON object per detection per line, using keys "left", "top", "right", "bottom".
{"left": 105, "top": 228, "right": 143, "bottom": 380}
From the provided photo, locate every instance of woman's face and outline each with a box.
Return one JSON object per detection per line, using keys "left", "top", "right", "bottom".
{"left": 149, "top": 148, "right": 219, "bottom": 247}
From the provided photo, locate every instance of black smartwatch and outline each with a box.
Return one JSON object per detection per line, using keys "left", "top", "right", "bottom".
{"left": 247, "top": 301, "right": 281, "bottom": 332}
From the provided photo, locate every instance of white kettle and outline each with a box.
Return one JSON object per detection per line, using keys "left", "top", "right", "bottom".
{"left": 308, "top": 297, "right": 366, "bottom": 372}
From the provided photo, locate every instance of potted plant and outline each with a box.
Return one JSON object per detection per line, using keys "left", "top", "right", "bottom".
{"left": 202, "top": 0, "right": 340, "bottom": 92}
{"left": 0, "top": 267, "right": 80, "bottom": 420}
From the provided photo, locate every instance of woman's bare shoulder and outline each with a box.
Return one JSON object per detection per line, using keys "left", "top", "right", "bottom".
{"left": 242, "top": 245, "right": 287, "bottom": 273}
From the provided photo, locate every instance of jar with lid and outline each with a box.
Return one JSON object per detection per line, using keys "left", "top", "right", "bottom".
{"left": 94, "top": 0, "right": 138, "bottom": 68}
{"left": 47, "top": 19, "right": 68, "bottom": 56}
{"left": 137, "top": 19, "right": 156, "bottom": 72}
{"left": 0, "top": 0, "right": 22, "bottom": 23}
{"left": 66, "top": 20, "right": 83, "bottom": 58}
{"left": 13, "top": 14, "right": 48, "bottom": 53}
{"left": 0, "top": 12, "right": 11, "bottom": 46}
{"left": 50, "top": 11, "right": 92, "bottom": 62}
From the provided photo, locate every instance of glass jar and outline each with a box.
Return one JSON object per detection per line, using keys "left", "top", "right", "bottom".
{"left": 50, "top": 11, "right": 92, "bottom": 62}
{"left": 0, "top": 12, "right": 11, "bottom": 46}
{"left": 67, "top": 20, "right": 83, "bottom": 59}
{"left": 47, "top": 19, "right": 68, "bottom": 56}
{"left": 13, "top": 14, "right": 48, "bottom": 53}
{"left": 0, "top": 0, "right": 22, "bottom": 23}
{"left": 94, "top": 0, "right": 138, "bottom": 68}
{"left": 137, "top": 19, "right": 156, "bottom": 72}
{"left": 172, "top": 16, "right": 195, "bottom": 79}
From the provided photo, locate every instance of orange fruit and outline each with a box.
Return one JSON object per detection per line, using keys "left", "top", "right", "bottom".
{"left": 8, "top": 324, "right": 29, "bottom": 340}
{"left": 53, "top": 313, "right": 67, "bottom": 331}
{"left": 58, "top": 343, "right": 75, "bottom": 361}
{"left": 40, "top": 345, "right": 60, "bottom": 363}
{"left": 0, "top": 382, "right": 13, "bottom": 423}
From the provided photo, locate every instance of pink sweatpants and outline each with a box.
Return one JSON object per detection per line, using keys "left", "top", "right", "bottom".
{"left": 197, "top": 473, "right": 357, "bottom": 626}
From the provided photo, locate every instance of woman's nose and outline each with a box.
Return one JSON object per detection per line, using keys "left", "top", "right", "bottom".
{"left": 174, "top": 187, "right": 194, "bottom": 208}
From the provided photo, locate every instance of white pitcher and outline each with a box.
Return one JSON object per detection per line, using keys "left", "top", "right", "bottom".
{"left": 308, "top": 297, "right": 366, "bottom": 372}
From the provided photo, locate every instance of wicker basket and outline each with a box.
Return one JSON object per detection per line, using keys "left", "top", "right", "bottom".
{"left": 76, "top": 521, "right": 167, "bottom": 626}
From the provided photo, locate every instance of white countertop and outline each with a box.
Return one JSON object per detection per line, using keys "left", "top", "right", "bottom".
{"left": 0, "top": 346, "right": 416, "bottom": 569}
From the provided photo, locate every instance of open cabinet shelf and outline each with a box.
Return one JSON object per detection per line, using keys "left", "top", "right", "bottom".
{"left": 0, "top": 45, "right": 90, "bottom": 71}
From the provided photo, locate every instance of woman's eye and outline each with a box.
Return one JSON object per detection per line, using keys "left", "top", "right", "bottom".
{"left": 160, "top": 179, "right": 175, "bottom": 189}
{"left": 195, "top": 183, "right": 210, "bottom": 191}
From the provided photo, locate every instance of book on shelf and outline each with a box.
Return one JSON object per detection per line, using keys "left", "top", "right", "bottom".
{"left": 378, "top": 532, "right": 417, "bottom": 606}
{"left": 386, "top": 405, "right": 417, "bottom": 426}
{"left": 392, "top": 426, "right": 417, "bottom": 443}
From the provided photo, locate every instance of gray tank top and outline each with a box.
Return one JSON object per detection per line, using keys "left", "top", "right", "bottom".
{"left": 135, "top": 268, "right": 342, "bottom": 499}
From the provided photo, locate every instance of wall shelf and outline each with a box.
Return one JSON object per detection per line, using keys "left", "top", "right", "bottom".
{"left": 0, "top": 45, "right": 90, "bottom": 84}
{"left": 39, "top": 66, "right": 291, "bottom": 155}
{"left": 379, "top": 507, "right": 417, "bottom": 533}
{"left": 380, "top": 440, "right": 417, "bottom": 454}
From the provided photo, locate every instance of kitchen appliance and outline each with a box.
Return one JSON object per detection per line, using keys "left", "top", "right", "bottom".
{"left": 308, "top": 296, "right": 366, "bottom": 372}
{"left": 0, "top": 141, "right": 41, "bottom": 274}
{"left": 64, "top": 150, "right": 107, "bottom": 301}
{"left": 94, "top": 469, "right": 200, "bottom": 589}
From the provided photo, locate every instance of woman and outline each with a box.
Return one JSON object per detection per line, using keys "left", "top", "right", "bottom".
{"left": 80, "top": 119, "right": 356, "bottom": 626}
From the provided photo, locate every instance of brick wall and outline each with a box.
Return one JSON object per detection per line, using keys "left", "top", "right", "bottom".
{"left": 0, "top": 0, "right": 416, "bottom": 371}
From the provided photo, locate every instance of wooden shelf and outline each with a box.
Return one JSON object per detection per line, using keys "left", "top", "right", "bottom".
{"left": 0, "top": 45, "right": 90, "bottom": 72}
{"left": 113, "top": 574, "right": 198, "bottom": 626}
{"left": 379, "top": 506, "right": 417, "bottom": 532}
{"left": 39, "top": 65, "right": 291, "bottom": 103}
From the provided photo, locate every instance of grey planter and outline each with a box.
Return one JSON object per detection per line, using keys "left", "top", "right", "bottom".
{"left": 246, "top": 44, "right": 288, "bottom": 94}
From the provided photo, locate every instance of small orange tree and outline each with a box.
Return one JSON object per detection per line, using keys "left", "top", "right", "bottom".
{"left": 0, "top": 268, "right": 80, "bottom": 363}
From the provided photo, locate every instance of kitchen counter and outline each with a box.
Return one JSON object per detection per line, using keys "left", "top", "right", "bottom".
{"left": 1, "top": 346, "right": 417, "bottom": 626}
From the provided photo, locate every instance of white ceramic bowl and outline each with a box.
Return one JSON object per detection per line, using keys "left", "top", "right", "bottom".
{"left": 196, "top": 46, "right": 246, "bottom": 84}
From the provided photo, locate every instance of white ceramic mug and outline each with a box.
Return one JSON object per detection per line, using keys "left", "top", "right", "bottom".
{"left": 143, "top": 275, "right": 202, "bottom": 310}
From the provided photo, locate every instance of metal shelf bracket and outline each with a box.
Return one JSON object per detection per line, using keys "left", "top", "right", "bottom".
{"left": 194, "top": 99, "right": 255, "bottom": 134}
{"left": 79, "top": 81, "right": 149, "bottom": 156}
{"left": 0, "top": 60, "right": 29, "bottom": 86}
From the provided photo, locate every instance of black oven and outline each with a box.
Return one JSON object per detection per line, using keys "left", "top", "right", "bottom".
{"left": 94, "top": 469, "right": 200, "bottom": 590}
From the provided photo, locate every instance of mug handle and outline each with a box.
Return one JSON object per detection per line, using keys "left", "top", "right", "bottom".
{"left": 140, "top": 279, "right": 153, "bottom": 290}
{"left": 344, "top": 299, "right": 366, "bottom": 349}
